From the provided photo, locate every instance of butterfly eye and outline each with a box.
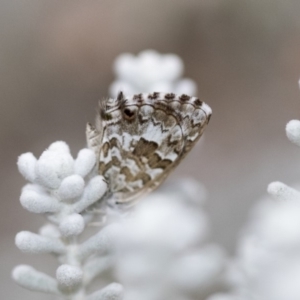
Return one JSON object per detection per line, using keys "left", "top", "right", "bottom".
{"left": 123, "top": 108, "right": 135, "bottom": 120}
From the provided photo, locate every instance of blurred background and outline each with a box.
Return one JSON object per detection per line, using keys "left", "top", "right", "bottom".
{"left": 1, "top": 0, "right": 300, "bottom": 298}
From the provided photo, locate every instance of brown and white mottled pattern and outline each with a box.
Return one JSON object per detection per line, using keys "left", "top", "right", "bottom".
{"left": 86, "top": 92, "right": 212, "bottom": 208}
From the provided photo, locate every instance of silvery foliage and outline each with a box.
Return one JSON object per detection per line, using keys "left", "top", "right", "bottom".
{"left": 113, "top": 180, "right": 226, "bottom": 300}
{"left": 13, "top": 50, "right": 226, "bottom": 300}
{"left": 208, "top": 120, "right": 300, "bottom": 300}
{"left": 13, "top": 141, "right": 124, "bottom": 300}
{"left": 109, "top": 50, "right": 197, "bottom": 97}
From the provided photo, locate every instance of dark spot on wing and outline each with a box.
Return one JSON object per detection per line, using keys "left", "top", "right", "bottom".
{"left": 148, "top": 153, "right": 173, "bottom": 169}
{"left": 133, "top": 138, "right": 158, "bottom": 157}
{"left": 164, "top": 93, "right": 175, "bottom": 100}
{"left": 148, "top": 92, "right": 159, "bottom": 100}
{"left": 179, "top": 94, "right": 190, "bottom": 101}
{"left": 194, "top": 98, "right": 203, "bottom": 106}
{"left": 117, "top": 91, "right": 124, "bottom": 102}
{"left": 123, "top": 108, "right": 135, "bottom": 121}
{"left": 133, "top": 93, "right": 143, "bottom": 101}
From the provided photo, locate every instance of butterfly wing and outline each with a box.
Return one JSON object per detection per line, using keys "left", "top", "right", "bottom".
{"left": 87, "top": 92, "right": 211, "bottom": 208}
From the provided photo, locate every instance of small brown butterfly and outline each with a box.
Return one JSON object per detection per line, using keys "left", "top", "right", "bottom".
{"left": 86, "top": 92, "right": 211, "bottom": 208}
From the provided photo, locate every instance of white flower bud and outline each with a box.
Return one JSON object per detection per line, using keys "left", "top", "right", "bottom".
{"left": 268, "top": 181, "right": 300, "bottom": 202}
{"left": 20, "top": 189, "right": 60, "bottom": 213}
{"left": 109, "top": 80, "right": 136, "bottom": 98}
{"left": 149, "top": 81, "right": 173, "bottom": 93}
{"left": 59, "top": 214, "right": 85, "bottom": 237}
{"left": 87, "top": 283, "right": 124, "bottom": 300}
{"left": 15, "top": 231, "right": 65, "bottom": 254}
{"left": 12, "top": 265, "right": 59, "bottom": 294}
{"left": 113, "top": 53, "right": 136, "bottom": 81}
{"left": 161, "top": 53, "right": 183, "bottom": 81}
{"left": 73, "top": 176, "right": 107, "bottom": 213}
{"left": 175, "top": 78, "right": 197, "bottom": 96}
{"left": 286, "top": 120, "right": 300, "bottom": 147}
{"left": 56, "top": 264, "right": 83, "bottom": 290}
{"left": 48, "top": 141, "right": 70, "bottom": 153}
{"left": 17, "top": 152, "right": 37, "bottom": 182}
{"left": 169, "top": 245, "right": 225, "bottom": 292}
{"left": 74, "top": 149, "right": 96, "bottom": 177}
{"left": 35, "top": 147, "right": 74, "bottom": 189}
{"left": 58, "top": 175, "right": 85, "bottom": 200}
{"left": 79, "top": 224, "right": 121, "bottom": 260}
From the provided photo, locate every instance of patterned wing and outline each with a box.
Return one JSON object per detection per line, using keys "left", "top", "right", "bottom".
{"left": 86, "top": 92, "right": 212, "bottom": 208}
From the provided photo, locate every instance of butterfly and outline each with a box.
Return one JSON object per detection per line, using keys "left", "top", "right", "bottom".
{"left": 86, "top": 92, "right": 212, "bottom": 208}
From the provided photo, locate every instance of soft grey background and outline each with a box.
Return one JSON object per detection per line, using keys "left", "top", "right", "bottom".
{"left": 1, "top": 1, "right": 300, "bottom": 299}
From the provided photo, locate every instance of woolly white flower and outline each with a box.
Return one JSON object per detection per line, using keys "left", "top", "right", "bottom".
{"left": 286, "top": 119, "right": 300, "bottom": 147}
{"left": 13, "top": 141, "right": 123, "bottom": 299}
{"left": 35, "top": 142, "right": 74, "bottom": 189}
{"left": 58, "top": 175, "right": 85, "bottom": 200}
{"left": 227, "top": 197, "right": 300, "bottom": 300}
{"left": 109, "top": 50, "right": 197, "bottom": 97}
{"left": 74, "top": 148, "right": 96, "bottom": 177}
{"left": 59, "top": 213, "right": 85, "bottom": 237}
{"left": 14, "top": 49, "right": 211, "bottom": 300}
{"left": 12, "top": 265, "right": 59, "bottom": 294}
{"left": 17, "top": 153, "right": 37, "bottom": 182}
{"left": 226, "top": 118, "right": 300, "bottom": 300}
{"left": 87, "top": 283, "right": 124, "bottom": 300}
{"left": 113, "top": 179, "right": 225, "bottom": 300}
{"left": 56, "top": 264, "right": 83, "bottom": 290}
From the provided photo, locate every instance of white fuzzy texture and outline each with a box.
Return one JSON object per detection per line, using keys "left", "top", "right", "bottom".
{"left": 74, "top": 148, "right": 96, "bottom": 177}
{"left": 222, "top": 118, "right": 300, "bottom": 300}
{"left": 13, "top": 48, "right": 210, "bottom": 299}
{"left": 206, "top": 294, "right": 241, "bottom": 300}
{"left": 228, "top": 196, "right": 300, "bottom": 300}
{"left": 17, "top": 152, "right": 37, "bottom": 182}
{"left": 169, "top": 245, "right": 225, "bottom": 293}
{"left": 59, "top": 213, "right": 85, "bottom": 237}
{"left": 39, "top": 223, "right": 61, "bottom": 238}
{"left": 12, "top": 265, "right": 59, "bottom": 294}
{"left": 286, "top": 119, "right": 300, "bottom": 146}
{"left": 113, "top": 180, "right": 225, "bottom": 300}
{"left": 109, "top": 50, "right": 197, "bottom": 97}
{"left": 20, "top": 189, "right": 60, "bottom": 213}
{"left": 35, "top": 147, "right": 74, "bottom": 189}
{"left": 268, "top": 181, "right": 300, "bottom": 202}
{"left": 87, "top": 283, "right": 124, "bottom": 300}
{"left": 73, "top": 175, "right": 107, "bottom": 213}
{"left": 117, "top": 196, "right": 208, "bottom": 252}
{"left": 79, "top": 224, "right": 121, "bottom": 261}
{"left": 48, "top": 141, "right": 70, "bottom": 153}
{"left": 83, "top": 257, "right": 112, "bottom": 286}
{"left": 58, "top": 174, "right": 85, "bottom": 200}
{"left": 56, "top": 264, "right": 83, "bottom": 289}
{"left": 15, "top": 231, "right": 65, "bottom": 254}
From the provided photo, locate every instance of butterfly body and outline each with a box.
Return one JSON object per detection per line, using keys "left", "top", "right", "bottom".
{"left": 87, "top": 92, "right": 211, "bottom": 208}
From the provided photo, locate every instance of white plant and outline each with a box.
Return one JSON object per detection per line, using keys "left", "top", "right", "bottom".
{"left": 109, "top": 49, "right": 197, "bottom": 97}
{"left": 112, "top": 180, "right": 226, "bottom": 300}
{"left": 13, "top": 50, "right": 222, "bottom": 300}
{"left": 210, "top": 119, "right": 300, "bottom": 300}
{"left": 13, "top": 141, "right": 124, "bottom": 300}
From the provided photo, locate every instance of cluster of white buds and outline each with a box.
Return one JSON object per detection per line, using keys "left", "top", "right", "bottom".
{"left": 13, "top": 141, "right": 124, "bottom": 300}
{"left": 109, "top": 50, "right": 197, "bottom": 97}
{"left": 112, "top": 179, "right": 226, "bottom": 300}
{"left": 13, "top": 49, "right": 217, "bottom": 300}
{"left": 209, "top": 120, "right": 300, "bottom": 300}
